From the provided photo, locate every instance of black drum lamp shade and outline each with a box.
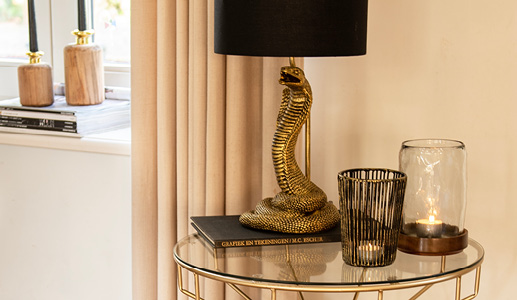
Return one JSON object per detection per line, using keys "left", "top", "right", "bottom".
{"left": 214, "top": 0, "right": 369, "bottom": 57}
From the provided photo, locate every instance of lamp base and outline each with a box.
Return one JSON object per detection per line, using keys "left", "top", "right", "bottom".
{"left": 398, "top": 226, "right": 469, "bottom": 256}
{"left": 239, "top": 63, "right": 340, "bottom": 234}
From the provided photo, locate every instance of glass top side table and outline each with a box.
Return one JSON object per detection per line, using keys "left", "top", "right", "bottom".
{"left": 174, "top": 234, "right": 484, "bottom": 300}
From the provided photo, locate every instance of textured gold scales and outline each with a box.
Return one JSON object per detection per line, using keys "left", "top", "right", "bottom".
{"left": 239, "top": 66, "right": 340, "bottom": 233}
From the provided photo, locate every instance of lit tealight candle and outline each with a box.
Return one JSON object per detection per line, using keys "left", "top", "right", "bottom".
{"left": 415, "top": 215, "right": 443, "bottom": 238}
{"left": 357, "top": 241, "right": 383, "bottom": 265}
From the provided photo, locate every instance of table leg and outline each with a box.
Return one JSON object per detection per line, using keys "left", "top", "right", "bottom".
{"left": 177, "top": 265, "right": 205, "bottom": 300}
{"left": 459, "top": 265, "right": 482, "bottom": 300}
{"left": 409, "top": 285, "right": 433, "bottom": 300}
{"left": 455, "top": 276, "right": 462, "bottom": 300}
{"left": 227, "top": 283, "right": 252, "bottom": 300}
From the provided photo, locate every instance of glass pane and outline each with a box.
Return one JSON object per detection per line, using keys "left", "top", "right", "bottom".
{"left": 0, "top": 0, "right": 29, "bottom": 59}
{"left": 175, "top": 234, "right": 484, "bottom": 287}
{"left": 93, "top": 0, "right": 130, "bottom": 65}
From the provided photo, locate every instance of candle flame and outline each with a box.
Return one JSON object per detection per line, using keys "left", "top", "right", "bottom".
{"left": 429, "top": 215, "right": 435, "bottom": 223}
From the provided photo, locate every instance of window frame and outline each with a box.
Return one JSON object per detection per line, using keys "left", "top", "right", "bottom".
{"left": 0, "top": 0, "right": 130, "bottom": 98}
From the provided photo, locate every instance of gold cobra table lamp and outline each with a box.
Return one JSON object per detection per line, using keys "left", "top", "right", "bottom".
{"left": 214, "top": 0, "right": 369, "bottom": 234}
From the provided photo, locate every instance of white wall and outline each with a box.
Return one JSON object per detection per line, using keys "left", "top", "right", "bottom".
{"left": 0, "top": 144, "right": 131, "bottom": 300}
{"left": 304, "top": 0, "right": 516, "bottom": 298}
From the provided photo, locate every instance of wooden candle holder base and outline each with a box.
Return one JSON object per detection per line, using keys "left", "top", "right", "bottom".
{"left": 18, "top": 62, "right": 54, "bottom": 107}
{"left": 64, "top": 42, "right": 105, "bottom": 106}
{"left": 398, "top": 227, "right": 469, "bottom": 256}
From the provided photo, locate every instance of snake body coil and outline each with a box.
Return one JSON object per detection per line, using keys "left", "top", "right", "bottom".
{"left": 239, "top": 66, "right": 340, "bottom": 234}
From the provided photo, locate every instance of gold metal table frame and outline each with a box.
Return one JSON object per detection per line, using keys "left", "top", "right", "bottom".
{"left": 174, "top": 234, "right": 484, "bottom": 300}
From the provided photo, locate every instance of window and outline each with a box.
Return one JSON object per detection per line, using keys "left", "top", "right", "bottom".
{"left": 0, "top": 0, "right": 130, "bottom": 97}
{"left": 93, "top": 0, "right": 130, "bottom": 65}
{"left": 0, "top": 0, "right": 29, "bottom": 59}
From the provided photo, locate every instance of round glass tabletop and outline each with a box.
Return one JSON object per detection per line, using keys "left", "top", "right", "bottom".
{"left": 174, "top": 234, "right": 484, "bottom": 290}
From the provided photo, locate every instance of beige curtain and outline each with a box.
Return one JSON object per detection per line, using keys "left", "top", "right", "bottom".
{"left": 131, "top": 0, "right": 287, "bottom": 299}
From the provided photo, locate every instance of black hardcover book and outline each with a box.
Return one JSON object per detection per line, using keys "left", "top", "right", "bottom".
{"left": 191, "top": 215, "right": 341, "bottom": 248}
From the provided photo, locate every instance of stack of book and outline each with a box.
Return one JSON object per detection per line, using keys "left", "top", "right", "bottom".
{"left": 191, "top": 215, "right": 341, "bottom": 248}
{"left": 0, "top": 95, "right": 130, "bottom": 137}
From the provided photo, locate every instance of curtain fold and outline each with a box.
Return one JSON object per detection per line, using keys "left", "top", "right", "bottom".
{"left": 131, "top": 0, "right": 286, "bottom": 299}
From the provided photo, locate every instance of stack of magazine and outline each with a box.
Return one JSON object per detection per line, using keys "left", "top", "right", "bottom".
{"left": 0, "top": 95, "right": 130, "bottom": 137}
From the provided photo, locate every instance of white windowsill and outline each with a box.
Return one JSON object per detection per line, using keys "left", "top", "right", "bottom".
{"left": 0, "top": 127, "right": 131, "bottom": 156}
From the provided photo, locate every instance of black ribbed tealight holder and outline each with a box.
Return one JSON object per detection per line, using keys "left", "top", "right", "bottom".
{"left": 338, "top": 169, "right": 407, "bottom": 267}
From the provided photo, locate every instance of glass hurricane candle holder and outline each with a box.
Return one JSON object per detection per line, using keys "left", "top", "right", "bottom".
{"left": 398, "top": 139, "right": 469, "bottom": 255}
{"left": 338, "top": 168, "right": 407, "bottom": 267}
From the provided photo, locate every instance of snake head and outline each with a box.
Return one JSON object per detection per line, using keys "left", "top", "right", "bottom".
{"left": 279, "top": 66, "right": 306, "bottom": 88}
